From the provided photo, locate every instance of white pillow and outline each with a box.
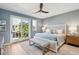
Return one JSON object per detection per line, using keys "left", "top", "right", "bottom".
{"left": 57, "top": 29, "right": 63, "bottom": 34}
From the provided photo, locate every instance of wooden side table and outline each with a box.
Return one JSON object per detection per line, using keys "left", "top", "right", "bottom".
{"left": 66, "top": 35, "right": 79, "bottom": 46}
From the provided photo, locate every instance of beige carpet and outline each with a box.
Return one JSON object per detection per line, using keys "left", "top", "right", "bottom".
{"left": 3, "top": 41, "right": 79, "bottom": 55}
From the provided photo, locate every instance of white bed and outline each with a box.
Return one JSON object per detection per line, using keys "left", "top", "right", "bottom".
{"left": 31, "top": 24, "right": 66, "bottom": 52}
{"left": 34, "top": 33, "right": 65, "bottom": 52}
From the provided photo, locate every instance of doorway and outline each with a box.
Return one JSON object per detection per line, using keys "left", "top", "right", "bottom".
{"left": 10, "top": 15, "right": 29, "bottom": 42}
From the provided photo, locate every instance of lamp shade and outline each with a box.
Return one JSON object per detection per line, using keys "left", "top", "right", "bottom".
{"left": 69, "top": 25, "right": 77, "bottom": 35}
{"left": 69, "top": 26, "right": 77, "bottom": 32}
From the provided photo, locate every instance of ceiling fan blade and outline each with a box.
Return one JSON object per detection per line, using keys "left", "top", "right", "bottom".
{"left": 35, "top": 3, "right": 43, "bottom": 13}
{"left": 35, "top": 10, "right": 41, "bottom": 13}
{"left": 35, "top": 3, "right": 49, "bottom": 13}
{"left": 40, "top": 3, "right": 43, "bottom": 10}
{"left": 42, "top": 10, "right": 49, "bottom": 13}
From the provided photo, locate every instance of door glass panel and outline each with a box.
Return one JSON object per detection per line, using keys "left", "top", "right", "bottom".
{"left": 21, "top": 18, "right": 29, "bottom": 38}
{"left": 32, "top": 19, "right": 37, "bottom": 36}
{"left": 11, "top": 16, "right": 29, "bottom": 42}
{"left": 12, "top": 17, "right": 21, "bottom": 39}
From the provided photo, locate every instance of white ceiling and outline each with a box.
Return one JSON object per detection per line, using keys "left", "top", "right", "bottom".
{"left": 0, "top": 3, "right": 79, "bottom": 19}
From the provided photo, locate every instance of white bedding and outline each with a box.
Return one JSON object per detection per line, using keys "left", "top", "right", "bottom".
{"left": 34, "top": 33, "right": 65, "bottom": 52}
{"left": 35, "top": 33, "right": 65, "bottom": 41}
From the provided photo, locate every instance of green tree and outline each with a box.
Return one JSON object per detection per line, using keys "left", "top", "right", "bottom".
{"left": 21, "top": 22, "right": 29, "bottom": 37}
{"left": 15, "top": 22, "right": 29, "bottom": 38}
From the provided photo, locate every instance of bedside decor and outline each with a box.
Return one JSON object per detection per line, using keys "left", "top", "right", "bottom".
{"left": 68, "top": 25, "right": 77, "bottom": 35}
{"left": 42, "top": 24, "right": 47, "bottom": 32}
{"left": 66, "top": 24, "right": 79, "bottom": 46}
{"left": 66, "top": 35, "right": 79, "bottom": 46}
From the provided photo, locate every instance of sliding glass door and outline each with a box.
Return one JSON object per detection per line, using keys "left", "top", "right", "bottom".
{"left": 10, "top": 16, "right": 29, "bottom": 42}
{"left": 21, "top": 18, "right": 29, "bottom": 39}
{"left": 32, "top": 19, "right": 37, "bottom": 37}
{"left": 10, "top": 15, "right": 38, "bottom": 42}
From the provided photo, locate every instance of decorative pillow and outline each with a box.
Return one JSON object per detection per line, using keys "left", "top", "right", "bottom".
{"left": 56, "top": 29, "right": 64, "bottom": 34}
{"left": 51, "top": 29, "right": 57, "bottom": 34}
{"left": 51, "top": 29, "right": 64, "bottom": 34}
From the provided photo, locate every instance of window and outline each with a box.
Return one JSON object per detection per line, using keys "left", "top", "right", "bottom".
{"left": 10, "top": 15, "right": 29, "bottom": 42}
{"left": 10, "top": 15, "right": 37, "bottom": 42}
{"left": 32, "top": 19, "right": 37, "bottom": 36}
{"left": 21, "top": 18, "right": 29, "bottom": 38}
{"left": 32, "top": 19, "right": 37, "bottom": 32}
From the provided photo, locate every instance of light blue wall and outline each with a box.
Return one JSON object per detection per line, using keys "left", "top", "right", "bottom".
{"left": 0, "top": 9, "right": 10, "bottom": 43}
{"left": 43, "top": 10, "right": 79, "bottom": 27}
{"left": 0, "top": 9, "right": 41, "bottom": 43}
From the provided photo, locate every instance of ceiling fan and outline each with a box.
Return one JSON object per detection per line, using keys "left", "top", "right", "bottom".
{"left": 35, "top": 3, "right": 49, "bottom": 13}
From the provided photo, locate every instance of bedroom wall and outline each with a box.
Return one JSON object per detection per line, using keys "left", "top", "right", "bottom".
{"left": 0, "top": 9, "right": 10, "bottom": 44}
{"left": 0, "top": 9, "right": 42, "bottom": 44}
{"left": 43, "top": 10, "right": 79, "bottom": 29}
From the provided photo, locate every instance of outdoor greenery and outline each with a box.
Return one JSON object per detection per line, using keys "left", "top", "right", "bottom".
{"left": 15, "top": 22, "right": 29, "bottom": 38}
{"left": 21, "top": 22, "right": 29, "bottom": 37}
{"left": 13, "top": 21, "right": 36, "bottom": 38}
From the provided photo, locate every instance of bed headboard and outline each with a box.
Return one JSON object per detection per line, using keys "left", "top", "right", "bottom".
{"left": 48, "top": 24, "right": 66, "bottom": 35}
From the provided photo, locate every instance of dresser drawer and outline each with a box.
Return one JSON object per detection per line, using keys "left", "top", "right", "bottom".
{"left": 66, "top": 35, "right": 79, "bottom": 46}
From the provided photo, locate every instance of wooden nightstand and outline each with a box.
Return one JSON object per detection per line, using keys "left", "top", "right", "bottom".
{"left": 66, "top": 35, "right": 79, "bottom": 46}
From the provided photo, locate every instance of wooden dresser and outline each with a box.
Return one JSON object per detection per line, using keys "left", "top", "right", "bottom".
{"left": 66, "top": 35, "right": 79, "bottom": 46}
